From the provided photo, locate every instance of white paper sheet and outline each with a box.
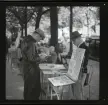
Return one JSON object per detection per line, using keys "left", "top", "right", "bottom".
{"left": 39, "top": 64, "right": 66, "bottom": 71}
{"left": 67, "top": 48, "right": 85, "bottom": 81}
{"left": 48, "top": 75, "right": 75, "bottom": 86}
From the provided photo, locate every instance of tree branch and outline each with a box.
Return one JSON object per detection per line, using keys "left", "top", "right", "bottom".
{"left": 41, "top": 8, "right": 50, "bottom": 15}
{"left": 27, "top": 12, "right": 35, "bottom": 23}
{"left": 7, "top": 8, "right": 24, "bottom": 24}
{"left": 34, "top": 13, "right": 37, "bottom": 17}
{"left": 89, "top": 8, "right": 96, "bottom": 14}
{"left": 27, "top": 7, "right": 39, "bottom": 23}
{"left": 27, "top": 8, "right": 50, "bottom": 23}
{"left": 6, "top": 20, "right": 13, "bottom": 23}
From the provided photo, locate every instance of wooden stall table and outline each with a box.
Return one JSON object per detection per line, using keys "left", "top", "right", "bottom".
{"left": 39, "top": 63, "right": 67, "bottom": 99}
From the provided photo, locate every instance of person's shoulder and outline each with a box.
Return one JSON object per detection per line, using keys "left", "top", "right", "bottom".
{"left": 23, "top": 36, "right": 35, "bottom": 44}
{"left": 80, "top": 42, "right": 88, "bottom": 49}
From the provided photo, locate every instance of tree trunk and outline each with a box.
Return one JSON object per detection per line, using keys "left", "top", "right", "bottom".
{"left": 94, "top": 19, "right": 96, "bottom": 33}
{"left": 35, "top": 7, "right": 43, "bottom": 30}
{"left": 25, "top": 6, "right": 27, "bottom": 37}
{"left": 21, "top": 26, "right": 23, "bottom": 37}
{"left": 50, "top": 7, "right": 58, "bottom": 50}
{"left": 19, "top": 21, "right": 24, "bottom": 37}
{"left": 68, "top": 6, "right": 73, "bottom": 56}
{"left": 87, "top": 7, "right": 89, "bottom": 37}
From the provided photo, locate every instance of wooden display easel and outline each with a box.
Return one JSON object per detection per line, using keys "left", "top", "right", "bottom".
{"left": 48, "top": 48, "right": 85, "bottom": 100}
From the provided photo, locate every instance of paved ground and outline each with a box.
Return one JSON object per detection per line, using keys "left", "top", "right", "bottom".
{"left": 6, "top": 58, "right": 24, "bottom": 100}
{"left": 83, "top": 60, "right": 99, "bottom": 100}
{"left": 6, "top": 58, "right": 99, "bottom": 100}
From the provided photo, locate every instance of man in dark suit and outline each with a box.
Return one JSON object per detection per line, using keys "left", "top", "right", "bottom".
{"left": 70, "top": 31, "right": 90, "bottom": 100}
{"left": 71, "top": 31, "right": 89, "bottom": 74}
{"left": 20, "top": 28, "right": 46, "bottom": 100}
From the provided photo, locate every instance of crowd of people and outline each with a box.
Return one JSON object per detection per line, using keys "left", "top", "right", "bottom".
{"left": 6, "top": 28, "right": 89, "bottom": 100}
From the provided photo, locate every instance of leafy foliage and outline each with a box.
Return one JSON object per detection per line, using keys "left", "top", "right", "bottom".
{"left": 73, "top": 6, "right": 100, "bottom": 30}
{"left": 58, "top": 6, "right": 70, "bottom": 28}
{"left": 6, "top": 6, "right": 100, "bottom": 49}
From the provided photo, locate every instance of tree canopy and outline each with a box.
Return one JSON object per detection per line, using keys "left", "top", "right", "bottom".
{"left": 6, "top": 6, "right": 100, "bottom": 53}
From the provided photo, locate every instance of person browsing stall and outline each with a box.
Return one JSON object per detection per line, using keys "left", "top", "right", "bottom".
{"left": 70, "top": 31, "right": 89, "bottom": 100}
{"left": 49, "top": 46, "right": 57, "bottom": 64}
{"left": 20, "top": 28, "right": 46, "bottom": 100}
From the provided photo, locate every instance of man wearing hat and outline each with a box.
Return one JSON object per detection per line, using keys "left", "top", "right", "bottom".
{"left": 20, "top": 28, "right": 46, "bottom": 100}
{"left": 71, "top": 31, "right": 89, "bottom": 73}
{"left": 71, "top": 31, "right": 89, "bottom": 100}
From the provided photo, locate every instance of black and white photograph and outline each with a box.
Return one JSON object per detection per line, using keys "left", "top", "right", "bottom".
{"left": 6, "top": 5, "right": 100, "bottom": 100}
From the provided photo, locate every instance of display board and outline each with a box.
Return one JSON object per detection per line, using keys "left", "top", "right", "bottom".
{"left": 48, "top": 48, "right": 85, "bottom": 86}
